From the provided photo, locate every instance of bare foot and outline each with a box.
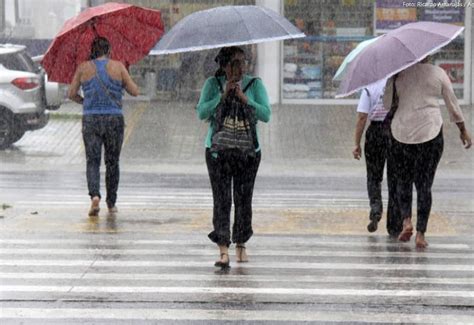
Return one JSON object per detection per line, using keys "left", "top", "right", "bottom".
{"left": 415, "top": 232, "right": 429, "bottom": 249}
{"left": 398, "top": 219, "right": 413, "bottom": 242}
{"left": 108, "top": 206, "right": 118, "bottom": 213}
{"left": 88, "top": 196, "right": 100, "bottom": 216}
{"left": 236, "top": 244, "right": 248, "bottom": 263}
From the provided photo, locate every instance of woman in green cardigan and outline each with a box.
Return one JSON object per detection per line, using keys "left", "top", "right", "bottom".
{"left": 196, "top": 46, "right": 271, "bottom": 268}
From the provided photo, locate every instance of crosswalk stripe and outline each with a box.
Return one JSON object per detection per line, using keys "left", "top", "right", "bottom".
{"left": 2, "top": 285, "right": 473, "bottom": 298}
{"left": 0, "top": 239, "right": 469, "bottom": 249}
{"left": 0, "top": 259, "right": 471, "bottom": 271}
{"left": 1, "top": 308, "right": 472, "bottom": 323}
{"left": 31, "top": 192, "right": 368, "bottom": 199}
{"left": 14, "top": 201, "right": 365, "bottom": 208}
{"left": 1, "top": 234, "right": 472, "bottom": 323}
{"left": 0, "top": 272, "right": 472, "bottom": 285}
{"left": 2, "top": 248, "right": 471, "bottom": 259}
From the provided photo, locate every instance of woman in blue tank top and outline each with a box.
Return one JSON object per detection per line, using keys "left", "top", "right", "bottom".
{"left": 68, "top": 37, "right": 139, "bottom": 216}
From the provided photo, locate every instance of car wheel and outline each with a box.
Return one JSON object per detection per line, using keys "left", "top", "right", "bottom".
{"left": 0, "top": 108, "right": 14, "bottom": 150}
{"left": 10, "top": 126, "right": 26, "bottom": 144}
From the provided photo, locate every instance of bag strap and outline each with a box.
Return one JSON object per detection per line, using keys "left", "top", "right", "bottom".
{"left": 243, "top": 78, "right": 258, "bottom": 93}
{"left": 364, "top": 88, "right": 374, "bottom": 108}
{"left": 94, "top": 61, "right": 122, "bottom": 108}
{"left": 364, "top": 88, "right": 371, "bottom": 98}
{"left": 215, "top": 77, "right": 224, "bottom": 93}
{"left": 384, "top": 74, "right": 399, "bottom": 121}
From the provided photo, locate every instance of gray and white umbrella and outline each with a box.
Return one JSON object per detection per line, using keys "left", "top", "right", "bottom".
{"left": 150, "top": 5, "right": 305, "bottom": 55}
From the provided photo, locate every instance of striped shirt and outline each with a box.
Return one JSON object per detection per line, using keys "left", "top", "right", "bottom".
{"left": 356, "top": 78, "right": 388, "bottom": 122}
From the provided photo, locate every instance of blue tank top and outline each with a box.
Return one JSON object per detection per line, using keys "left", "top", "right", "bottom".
{"left": 82, "top": 59, "right": 123, "bottom": 115}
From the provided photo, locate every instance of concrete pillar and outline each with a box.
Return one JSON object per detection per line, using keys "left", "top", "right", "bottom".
{"left": 255, "top": 0, "right": 282, "bottom": 104}
{"left": 470, "top": 7, "right": 473, "bottom": 107}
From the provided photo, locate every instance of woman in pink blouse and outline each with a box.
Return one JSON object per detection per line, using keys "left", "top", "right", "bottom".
{"left": 383, "top": 57, "right": 472, "bottom": 248}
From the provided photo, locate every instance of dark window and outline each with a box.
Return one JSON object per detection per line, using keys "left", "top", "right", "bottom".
{"left": 0, "top": 51, "right": 35, "bottom": 72}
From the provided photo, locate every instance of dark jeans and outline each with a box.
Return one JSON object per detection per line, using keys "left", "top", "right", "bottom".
{"left": 365, "top": 122, "right": 402, "bottom": 235}
{"left": 391, "top": 130, "right": 444, "bottom": 233}
{"left": 82, "top": 115, "right": 124, "bottom": 208}
{"left": 206, "top": 149, "right": 261, "bottom": 247}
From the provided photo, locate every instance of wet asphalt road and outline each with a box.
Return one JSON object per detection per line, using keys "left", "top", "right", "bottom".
{"left": 0, "top": 228, "right": 473, "bottom": 324}
{"left": 0, "top": 101, "right": 473, "bottom": 323}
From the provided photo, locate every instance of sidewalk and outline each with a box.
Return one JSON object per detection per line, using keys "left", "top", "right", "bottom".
{"left": 1, "top": 100, "right": 472, "bottom": 238}
{"left": 5, "top": 99, "right": 473, "bottom": 178}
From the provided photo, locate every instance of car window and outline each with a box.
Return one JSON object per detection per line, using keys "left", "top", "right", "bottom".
{"left": 0, "top": 51, "right": 35, "bottom": 72}
{"left": 19, "top": 52, "right": 36, "bottom": 72}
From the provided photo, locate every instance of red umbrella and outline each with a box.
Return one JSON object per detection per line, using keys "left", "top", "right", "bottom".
{"left": 42, "top": 2, "right": 164, "bottom": 84}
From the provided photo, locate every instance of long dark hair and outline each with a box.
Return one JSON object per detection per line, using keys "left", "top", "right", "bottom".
{"left": 214, "top": 46, "right": 245, "bottom": 78}
{"left": 89, "top": 37, "right": 110, "bottom": 60}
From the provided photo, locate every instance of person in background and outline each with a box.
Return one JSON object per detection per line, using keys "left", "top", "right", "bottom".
{"left": 68, "top": 37, "right": 139, "bottom": 216}
{"left": 196, "top": 46, "right": 271, "bottom": 268}
{"left": 383, "top": 57, "right": 471, "bottom": 248}
{"left": 353, "top": 78, "right": 401, "bottom": 236}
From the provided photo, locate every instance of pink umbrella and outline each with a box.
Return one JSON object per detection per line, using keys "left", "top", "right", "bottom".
{"left": 336, "top": 21, "right": 464, "bottom": 98}
{"left": 42, "top": 2, "right": 164, "bottom": 84}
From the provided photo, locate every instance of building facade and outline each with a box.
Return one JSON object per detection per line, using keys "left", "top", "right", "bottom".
{"left": 274, "top": 0, "right": 471, "bottom": 105}
{"left": 1, "top": 0, "right": 472, "bottom": 105}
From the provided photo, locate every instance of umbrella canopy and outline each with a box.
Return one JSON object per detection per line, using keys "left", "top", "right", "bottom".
{"left": 332, "top": 37, "right": 379, "bottom": 81}
{"left": 42, "top": 2, "right": 164, "bottom": 84}
{"left": 150, "top": 5, "right": 305, "bottom": 55}
{"left": 336, "top": 21, "right": 464, "bottom": 98}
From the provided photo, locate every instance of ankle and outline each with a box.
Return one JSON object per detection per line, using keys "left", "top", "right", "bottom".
{"left": 219, "top": 252, "right": 229, "bottom": 262}
{"left": 218, "top": 245, "right": 229, "bottom": 255}
{"left": 236, "top": 244, "right": 248, "bottom": 262}
{"left": 403, "top": 218, "right": 412, "bottom": 227}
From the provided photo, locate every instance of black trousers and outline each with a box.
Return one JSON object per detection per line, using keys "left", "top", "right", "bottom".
{"left": 391, "top": 130, "right": 444, "bottom": 233}
{"left": 82, "top": 115, "right": 124, "bottom": 208}
{"left": 206, "top": 149, "right": 261, "bottom": 247}
{"left": 365, "top": 122, "right": 402, "bottom": 235}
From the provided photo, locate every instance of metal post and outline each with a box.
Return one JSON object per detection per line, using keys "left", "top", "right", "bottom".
{"left": 14, "top": 0, "right": 19, "bottom": 24}
{"left": 146, "top": 71, "right": 157, "bottom": 100}
{"left": 0, "top": 0, "right": 5, "bottom": 33}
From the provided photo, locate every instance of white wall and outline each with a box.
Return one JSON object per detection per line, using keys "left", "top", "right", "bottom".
{"left": 255, "top": 0, "right": 282, "bottom": 105}
{"left": 4, "top": 0, "right": 15, "bottom": 27}
{"left": 4, "top": 0, "right": 81, "bottom": 39}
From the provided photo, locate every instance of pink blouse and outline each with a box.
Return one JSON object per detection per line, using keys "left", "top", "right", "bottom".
{"left": 383, "top": 63, "right": 465, "bottom": 144}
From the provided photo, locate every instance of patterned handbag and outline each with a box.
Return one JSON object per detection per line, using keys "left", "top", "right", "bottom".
{"left": 211, "top": 78, "right": 258, "bottom": 157}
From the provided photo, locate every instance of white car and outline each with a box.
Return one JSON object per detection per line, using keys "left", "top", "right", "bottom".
{"left": 0, "top": 44, "right": 62, "bottom": 149}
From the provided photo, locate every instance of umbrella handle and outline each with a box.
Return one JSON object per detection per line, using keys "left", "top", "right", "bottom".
{"left": 90, "top": 17, "right": 99, "bottom": 36}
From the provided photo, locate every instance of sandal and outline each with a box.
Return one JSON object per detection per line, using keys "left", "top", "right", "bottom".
{"left": 214, "top": 252, "right": 230, "bottom": 268}
{"left": 236, "top": 244, "right": 248, "bottom": 263}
